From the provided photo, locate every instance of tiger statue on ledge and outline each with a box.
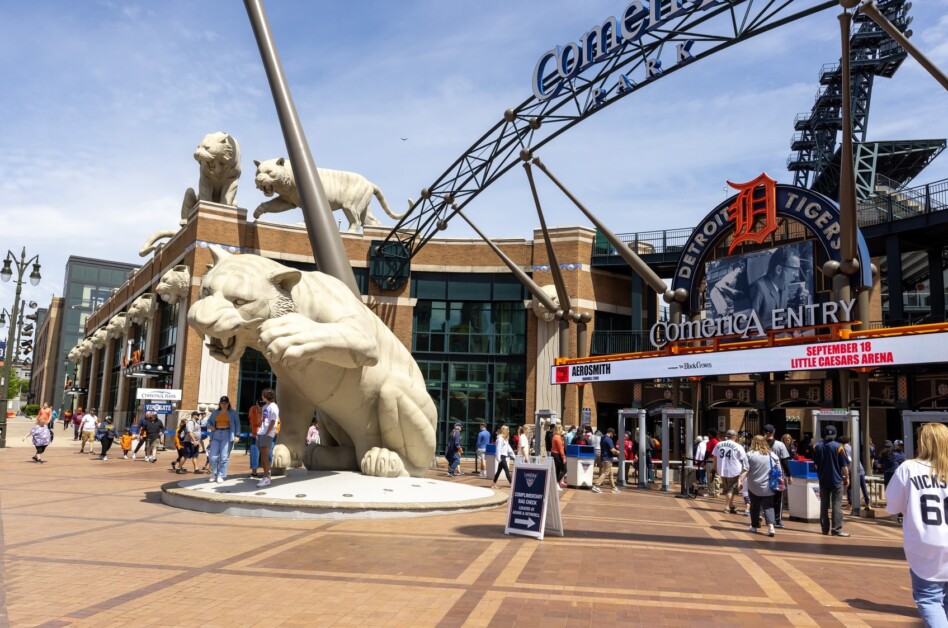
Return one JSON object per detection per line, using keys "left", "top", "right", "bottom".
{"left": 252, "top": 157, "right": 409, "bottom": 233}
{"left": 180, "top": 132, "right": 241, "bottom": 224}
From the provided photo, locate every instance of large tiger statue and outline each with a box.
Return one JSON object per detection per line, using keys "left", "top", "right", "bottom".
{"left": 180, "top": 132, "right": 241, "bottom": 223}
{"left": 187, "top": 247, "right": 437, "bottom": 477}
{"left": 252, "top": 157, "right": 408, "bottom": 233}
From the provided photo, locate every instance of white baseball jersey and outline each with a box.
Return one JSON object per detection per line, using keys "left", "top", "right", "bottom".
{"left": 712, "top": 440, "right": 748, "bottom": 478}
{"left": 885, "top": 459, "right": 948, "bottom": 581}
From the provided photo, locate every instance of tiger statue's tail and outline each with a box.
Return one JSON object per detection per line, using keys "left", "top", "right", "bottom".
{"left": 139, "top": 229, "right": 180, "bottom": 257}
{"left": 372, "top": 185, "right": 407, "bottom": 220}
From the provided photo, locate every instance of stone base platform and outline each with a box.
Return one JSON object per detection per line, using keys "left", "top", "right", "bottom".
{"left": 161, "top": 468, "right": 507, "bottom": 520}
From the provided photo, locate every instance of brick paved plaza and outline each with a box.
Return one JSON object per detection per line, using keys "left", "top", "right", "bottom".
{"left": 0, "top": 433, "right": 920, "bottom": 627}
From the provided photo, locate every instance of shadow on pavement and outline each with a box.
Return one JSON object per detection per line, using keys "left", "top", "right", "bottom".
{"left": 844, "top": 598, "right": 918, "bottom": 618}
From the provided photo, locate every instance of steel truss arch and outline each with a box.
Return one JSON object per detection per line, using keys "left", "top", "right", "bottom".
{"left": 379, "top": 0, "right": 838, "bottom": 281}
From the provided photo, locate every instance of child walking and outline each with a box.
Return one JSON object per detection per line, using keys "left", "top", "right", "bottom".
{"left": 121, "top": 429, "right": 133, "bottom": 459}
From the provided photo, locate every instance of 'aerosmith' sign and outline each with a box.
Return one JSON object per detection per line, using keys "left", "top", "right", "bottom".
{"left": 671, "top": 180, "right": 872, "bottom": 313}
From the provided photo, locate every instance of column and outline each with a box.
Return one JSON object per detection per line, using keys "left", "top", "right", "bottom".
{"left": 928, "top": 246, "right": 945, "bottom": 322}
{"left": 98, "top": 340, "right": 114, "bottom": 413}
{"left": 886, "top": 235, "right": 904, "bottom": 325}
{"left": 86, "top": 349, "right": 100, "bottom": 409}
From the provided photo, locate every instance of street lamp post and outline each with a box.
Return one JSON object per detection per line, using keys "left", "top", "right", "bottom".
{"left": 0, "top": 247, "right": 41, "bottom": 448}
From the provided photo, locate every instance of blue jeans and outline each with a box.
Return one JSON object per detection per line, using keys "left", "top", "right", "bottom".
{"left": 208, "top": 431, "right": 234, "bottom": 479}
{"left": 447, "top": 454, "right": 460, "bottom": 475}
{"left": 911, "top": 569, "right": 948, "bottom": 627}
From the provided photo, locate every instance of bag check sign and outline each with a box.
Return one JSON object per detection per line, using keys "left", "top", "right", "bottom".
{"left": 505, "top": 459, "right": 564, "bottom": 541}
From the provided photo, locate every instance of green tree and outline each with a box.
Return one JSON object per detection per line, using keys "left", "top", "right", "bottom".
{"left": 7, "top": 375, "right": 28, "bottom": 400}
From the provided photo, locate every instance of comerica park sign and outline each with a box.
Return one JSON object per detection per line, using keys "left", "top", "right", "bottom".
{"left": 649, "top": 298, "right": 857, "bottom": 349}
{"left": 532, "top": 0, "right": 720, "bottom": 100}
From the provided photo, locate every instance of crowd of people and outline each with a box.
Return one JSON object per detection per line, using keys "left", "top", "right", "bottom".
{"left": 30, "top": 390, "right": 281, "bottom": 489}
{"left": 24, "top": 401, "right": 948, "bottom": 623}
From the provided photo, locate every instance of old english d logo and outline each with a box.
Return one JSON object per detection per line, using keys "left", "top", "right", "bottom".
{"left": 554, "top": 366, "right": 570, "bottom": 384}
{"left": 726, "top": 173, "right": 778, "bottom": 254}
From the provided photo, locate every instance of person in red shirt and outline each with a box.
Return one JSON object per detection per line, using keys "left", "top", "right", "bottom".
{"left": 706, "top": 429, "right": 720, "bottom": 498}
{"left": 623, "top": 431, "right": 636, "bottom": 484}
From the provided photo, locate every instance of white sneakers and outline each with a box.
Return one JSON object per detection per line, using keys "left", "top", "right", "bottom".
{"left": 767, "top": 524, "right": 776, "bottom": 537}
{"left": 216, "top": 476, "right": 224, "bottom": 484}
{"left": 102, "top": 456, "right": 108, "bottom": 461}
{"left": 208, "top": 476, "right": 217, "bottom": 483}
{"left": 591, "top": 486, "right": 602, "bottom": 493}
{"left": 132, "top": 453, "right": 137, "bottom": 459}
{"left": 257, "top": 477, "right": 272, "bottom": 488}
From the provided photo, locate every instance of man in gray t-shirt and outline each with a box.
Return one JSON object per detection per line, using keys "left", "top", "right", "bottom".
{"left": 764, "top": 425, "right": 792, "bottom": 527}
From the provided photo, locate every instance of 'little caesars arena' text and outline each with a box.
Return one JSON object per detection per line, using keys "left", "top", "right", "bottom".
{"left": 571, "top": 363, "right": 612, "bottom": 382}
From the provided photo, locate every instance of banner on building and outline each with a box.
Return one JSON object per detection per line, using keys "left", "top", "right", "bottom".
{"left": 553, "top": 332, "right": 948, "bottom": 385}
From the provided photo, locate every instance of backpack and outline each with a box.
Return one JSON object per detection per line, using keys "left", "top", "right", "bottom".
{"left": 768, "top": 454, "right": 783, "bottom": 491}
{"left": 178, "top": 424, "right": 188, "bottom": 443}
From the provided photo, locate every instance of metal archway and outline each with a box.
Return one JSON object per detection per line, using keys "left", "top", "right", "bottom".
{"left": 377, "top": 0, "right": 839, "bottom": 281}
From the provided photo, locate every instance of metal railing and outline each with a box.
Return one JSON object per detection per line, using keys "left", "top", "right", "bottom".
{"left": 858, "top": 178, "right": 948, "bottom": 227}
{"left": 592, "top": 228, "right": 692, "bottom": 257}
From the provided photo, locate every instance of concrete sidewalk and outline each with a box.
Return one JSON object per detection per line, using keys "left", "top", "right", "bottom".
{"left": 0, "top": 443, "right": 920, "bottom": 626}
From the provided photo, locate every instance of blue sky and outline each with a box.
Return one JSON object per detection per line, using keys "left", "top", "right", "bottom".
{"left": 1, "top": 0, "right": 947, "bottom": 316}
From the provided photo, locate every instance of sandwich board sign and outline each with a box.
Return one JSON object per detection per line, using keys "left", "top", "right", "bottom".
{"left": 504, "top": 458, "right": 564, "bottom": 540}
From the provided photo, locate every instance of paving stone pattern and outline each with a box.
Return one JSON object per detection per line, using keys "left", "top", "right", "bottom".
{"left": 0, "top": 447, "right": 920, "bottom": 627}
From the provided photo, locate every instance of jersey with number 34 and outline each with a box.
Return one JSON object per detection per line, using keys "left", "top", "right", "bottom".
{"left": 711, "top": 440, "right": 747, "bottom": 478}
{"left": 885, "top": 459, "right": 948, "bottom": 581}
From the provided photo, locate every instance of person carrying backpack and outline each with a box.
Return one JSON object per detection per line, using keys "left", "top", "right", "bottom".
{"left": 97, "top": 417, "right": 117, "bottom": 461}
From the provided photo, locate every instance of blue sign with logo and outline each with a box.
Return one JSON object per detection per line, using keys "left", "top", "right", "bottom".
{"left": 0, "top": 340, "right": 5, "bottom": 360}
{"left": 144, "top": 403, "right": 173, "bottom": 414}
{"left": 671, "top": 183, "right": 873, "bottom": 313}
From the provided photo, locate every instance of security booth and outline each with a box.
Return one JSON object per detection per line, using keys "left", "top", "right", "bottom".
{"left": 565, "top": 444, "right": 596, "bottom": 488}
{"left": 901, "top": 411, "right": 948, "bottom": 458}
{"left": 618, "top": 409, "right": 647, "bottom": 488}
{"left": 658, "top": 407, "right": 693, "bottom": 493}
{"left": 533, "top": 409, "right": 556, "bottom": 463}
{"left": 787, "top": 458, "right": 820, "bottom": 522}
{"left": 485, "top": 442, "right": 497, "bottom": 480}
{"left": 810, "top": 409, "right": 863, "bottom": 515}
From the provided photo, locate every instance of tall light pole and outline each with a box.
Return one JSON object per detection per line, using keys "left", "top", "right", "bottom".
{"left": 0, "top": 247, "right": 41, "bottom": 448}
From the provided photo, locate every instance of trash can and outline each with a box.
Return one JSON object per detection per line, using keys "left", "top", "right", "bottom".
{"left": 485, "top": 443, "right": 497, "bottom": 480}
{"left": 787, "top": 459, "right": 821, "bottom": 523}
{"left": 566, "top": 444, "right": 596, "bottom": 488}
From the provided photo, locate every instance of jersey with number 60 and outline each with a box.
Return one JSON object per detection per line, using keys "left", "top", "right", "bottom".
{"left": 885, "top": 459, "right": 948, "bottom": 581}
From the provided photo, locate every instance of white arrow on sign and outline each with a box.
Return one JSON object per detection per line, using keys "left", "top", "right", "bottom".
{"left": 514, "top": 517, "right": 536, "bottom": 528}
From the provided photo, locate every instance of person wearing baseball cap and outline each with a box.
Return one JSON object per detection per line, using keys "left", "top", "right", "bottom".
{"left": 812, "top": 425, "right": 851, "bottom": 537}
{"left": 445, "top": 423, "right": 463, "bottom": 477}
{"left": 879, "top": 439, "right": 906, "bottom": 490}
{"left": 206, "top": 395, "right": 240, "bottom": 483}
